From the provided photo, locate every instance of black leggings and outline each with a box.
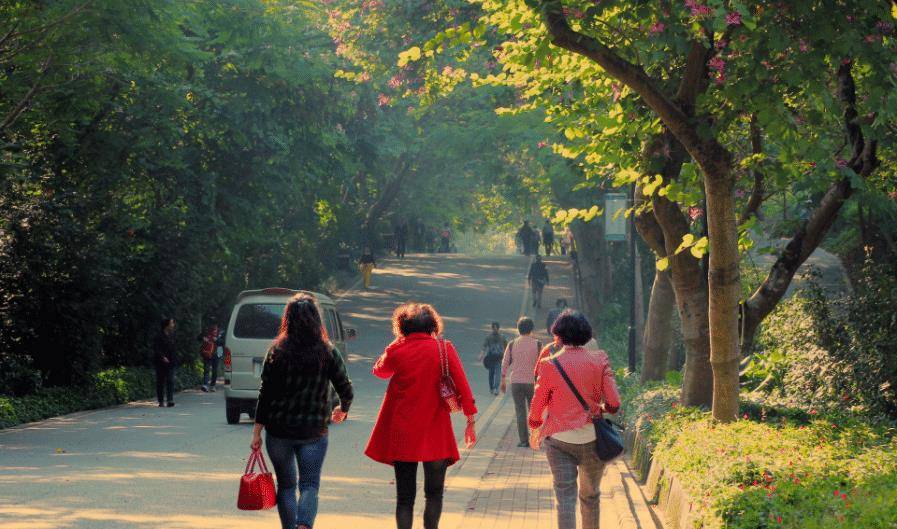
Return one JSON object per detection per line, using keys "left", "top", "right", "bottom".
{"left": 393, "top": 460, "right": 448, "bottom": 529}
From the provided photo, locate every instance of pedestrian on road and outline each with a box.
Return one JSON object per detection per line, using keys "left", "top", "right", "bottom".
{"left": 528, "top": 255, "right": 549, "bottom": 308}
{"left": 500, "top": 317, "right": 542, "bottom": 447}
{"left": 516, "top": 220, "right": 533, "bottom": 255}
{"left": 478, "top": 321, "right": 507, "bottom": 395}
{"left": 250, "top": 293, "right": 354, "bottom": 529}
{"left": 542, "top": 219, "right": 555, "bottom": 256}
{"left": 153, "top": 318, "right": 178, "bottom": 407}
{"left": 439, "top": 223, "right": 453, "bottom": 253}
{"left": 545, "top": 298, "right": 568, "bottom": 334}
{"left": 394, "top": 220, "right": 408, "bottom": 259}
{"left": 366, "top": 303, "right": 477, "bottom": 529}
{"left": 359, "top": 246, "right": 376, "bottom": 289}
{"left": 198, "top": 322, "right": 220, "bottom": 392}
{"left": 529, "top": 310, "right": 621, "bottom": 529}
{"left": 560, "top": 226, "right": 573, "bottom": 256}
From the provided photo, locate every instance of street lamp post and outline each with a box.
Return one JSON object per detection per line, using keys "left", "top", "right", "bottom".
{"left": 604, "top": 190, "right": 636, "bottom": 372}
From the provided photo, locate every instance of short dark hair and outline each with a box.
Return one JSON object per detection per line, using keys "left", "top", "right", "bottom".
{"left": 517, "top": 317, "right": 534, "bottom": 335}
{"left": 556, "top": 298, "right": 568, "bottom": 308}
{"left": 160, "top": 318, "right": 175, "bottom": 330}
{"left": 392, "top": 303, "right": 444, "bottom": 337}
{"left": 491, "top": 321, "right": 500, "bottom": 330}
{"left": 550, "top": 309, "right": 592, "bottom": 346}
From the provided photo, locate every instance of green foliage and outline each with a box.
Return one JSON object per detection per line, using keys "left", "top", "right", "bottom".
{"left": 0, "top": 363, "right": 202, "bottom": 429}
{"left": 749, "top": 260, "right": 897, "bottom": 419}
{"left": 650, "top": 408, "right": 897, "bottom": 529}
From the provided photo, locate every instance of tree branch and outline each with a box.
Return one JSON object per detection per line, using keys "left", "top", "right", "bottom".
{"left": 0, "top": 56, "right": 52, "bottom": 132}
{"left": 739, "top": 115, "right": 765, "bottom": 223}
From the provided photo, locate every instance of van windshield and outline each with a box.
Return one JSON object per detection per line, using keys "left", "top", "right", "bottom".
{"left": 233, "top": 304, "right": 285, "bottom": 339}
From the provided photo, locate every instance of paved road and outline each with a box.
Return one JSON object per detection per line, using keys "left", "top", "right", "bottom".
{"left": 0, "top": 254, "right": 573, "bottom": 529}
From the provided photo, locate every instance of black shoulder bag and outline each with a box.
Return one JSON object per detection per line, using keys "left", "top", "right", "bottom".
{"left": 550, "top": 358, "right": 624, "bottom": 461}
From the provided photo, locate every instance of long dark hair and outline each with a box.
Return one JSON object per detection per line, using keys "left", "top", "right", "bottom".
{"left": 270, "top": 293, "right": 331, "bottom": 370}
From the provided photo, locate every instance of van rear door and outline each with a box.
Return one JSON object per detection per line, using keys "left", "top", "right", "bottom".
{"left": 228, "top": 302, "right": 285, "bottom": 391}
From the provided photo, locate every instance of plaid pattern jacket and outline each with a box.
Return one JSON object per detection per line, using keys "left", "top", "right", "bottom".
{"left": 254, "top": 345, "right": 353, "bottom": 436}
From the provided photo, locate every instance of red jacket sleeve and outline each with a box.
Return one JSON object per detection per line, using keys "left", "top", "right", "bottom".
{"left": 446, "top": 340, "right": 478, "bottom": 416}
{"left": 529, "top": 364, "right": 554, "bottom": 429}
{"left": 599, "top": 354, "right": 621, "bottom": 413}
{"left": 372, "top": 340, "right": 400, "bottom": 379}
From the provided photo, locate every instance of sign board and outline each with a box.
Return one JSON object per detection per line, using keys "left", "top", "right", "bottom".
{"left": 604, "top": 193, "right": 628, "bottom": 241}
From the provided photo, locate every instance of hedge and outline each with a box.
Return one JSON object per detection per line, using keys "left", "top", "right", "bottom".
{"left": 620, "top": 377, "right": 897, "bottom": 529}
{"left": 0, "top": 363, "right": 202, "bottom": 429}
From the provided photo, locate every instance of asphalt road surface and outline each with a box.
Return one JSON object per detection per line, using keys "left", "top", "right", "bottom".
{"left": 0, "top": 254, "right": 573, "bottom": 529}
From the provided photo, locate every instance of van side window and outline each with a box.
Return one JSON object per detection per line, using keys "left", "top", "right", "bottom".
{"left": 325, "top": 309, "right": 341, "bottom": 342}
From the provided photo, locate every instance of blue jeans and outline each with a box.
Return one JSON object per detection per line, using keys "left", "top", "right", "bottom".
{"left": 265, "top": 433, "right": 328, "bottom": 529}
{"left": 487, "top": 363, "right": 501, "bottom": 393}
{"left": 202, "top": 357, "right": 218, "bottom": 387}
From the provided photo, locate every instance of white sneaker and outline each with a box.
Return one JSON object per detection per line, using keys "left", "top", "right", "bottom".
{"left": 201, "top": 385, "right": 209, "bottom": 392}
{"left": 209, "top": 386, "right": 216, "bottom": 392}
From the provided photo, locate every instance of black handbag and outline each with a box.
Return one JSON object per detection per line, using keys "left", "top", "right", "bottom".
{"left": 551, "top": 358, "right": 624, "bottom": 461}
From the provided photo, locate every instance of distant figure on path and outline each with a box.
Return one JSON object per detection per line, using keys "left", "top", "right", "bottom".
{"left": 359, "top": 246, "right": 376, "bottom": 289}
{"left": 250, "top": 293, "right": 354, "bottom": 529}
{"left": 545, "top": 298, "right": 568, "bottom": 334}
{"left": 199, "top": 322, "right": 220, "bottom": 392}
{"left": 478, "top": 321, "right": 508, "bottom": 395}
{"left": 366, "top": 303, "right": 477, "bottom": 529}
{"left": 542, "top": 219, "right": 555, "bottom": 256}
{"left": 394, "top": 221, "right": 408, "bottom": 259}
{"left": 516, "top": 220, "right": 534, "bottom": 255}
{"left": 500, "top": 317, "right": 542, "bottom": 447}
{"left": 528, "top": 255, "right": 549, "bottom": 308}
{"left": 529, "top": 310, "right": 621, "bottom": 529}
{"left": 153, "top": 318, "right": 178, "bottom": 407}
{"left": 560, "top": 226, "right": 573, "bottom": 256}
{"left": 530, "top": 222, "right": 542, "bottom": 255}
{"left": 439, "top": 223, "right": 453, "bottom": 253}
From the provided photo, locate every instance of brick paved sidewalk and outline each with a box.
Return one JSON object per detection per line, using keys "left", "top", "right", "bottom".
{"left": 454, "top": 401, "right": 662, "bottom": 529}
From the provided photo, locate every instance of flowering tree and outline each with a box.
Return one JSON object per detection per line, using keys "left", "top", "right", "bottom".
{"left": 410, "top": 0, "right": 897, "bottom": 420}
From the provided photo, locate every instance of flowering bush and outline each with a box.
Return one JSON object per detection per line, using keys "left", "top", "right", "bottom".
{"left": 649, "top": 409, "right": 897, "bottom": 528}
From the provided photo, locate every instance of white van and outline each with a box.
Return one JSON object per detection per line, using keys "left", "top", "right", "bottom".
{"left": 222, "top": 288, "right": 355, "bottom": 424}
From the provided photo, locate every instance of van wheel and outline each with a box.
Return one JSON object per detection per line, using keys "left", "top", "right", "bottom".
{"left": 226, "top": 401, "right": 241, "bottom": 424}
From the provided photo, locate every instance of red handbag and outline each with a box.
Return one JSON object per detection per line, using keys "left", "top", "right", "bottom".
{"left": 237, "top": 449, "right": 277, "bottom": 510}
{"left": 438, "top": 338, "right": 462, "bottom": 413}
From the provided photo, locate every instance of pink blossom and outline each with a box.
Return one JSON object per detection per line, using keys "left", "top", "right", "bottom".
{"left": 685, "top": 0, "right": 713, "bottom": 17}
{"left": 537, "top": 140, "right": 548, "bottom": 149}
{"left": 725, "top": 11, "right": 742, "bottom": 26}
{"left": 688, "top": 206, "right": 704, "bottom": 220}
{"left": 735, "top": 189, "right": 746, "bottom": 198}
{"left": 611, "top": 83, "right": 622, "bottom": 102}
{"left": 572, "top": 8, "right": 584, "bottom": 19}
{"left": 442, "top": 65, "right": 454, "bottom": 76}
{"left": 377, "top": 93, "right": 390, "bottom": 106}
{"left": 715, "top": 39, "right": 728, "bottom": 50}
{"left": 836, "top": 158, "right": 848, "bottom": 168}
{"left": 865, "top": 34, "right": 881, "bottom": 43}
{"left": 846, "top": 15, "right": 856, "bottom": 22}
{"left": 714, "top": 73, "right": 726, "bottom": 85}
{"left": 877, "top": 21, "right": 894, "bottom": 34}
{"left": 387, "top": 75, "right": 403, "bottom": 89}
{"left": 708, "top": 56, "right": 726, "bottom": 72}
{"left": 650, "top": 21, "right": 666, "bottom": 34}
{"left": 799, "top": 39, "right": 810, "bottom": 52}
{"left": 485, "top": 60, "right": 497, "bottom": 69}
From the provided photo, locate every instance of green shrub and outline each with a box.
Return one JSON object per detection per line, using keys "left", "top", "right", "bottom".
{"left": 0, "top": 363, "right": 202, "bottom": 429}
{"left": 648, "top": 408, "right": 897, "bottom": 529}
{"left": 749, "top": 260, "right": 897, "bottom": 419}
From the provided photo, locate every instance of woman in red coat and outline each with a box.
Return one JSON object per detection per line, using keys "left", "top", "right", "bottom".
{"left": 365, "top": 302, "right": 477, "bottom": 529}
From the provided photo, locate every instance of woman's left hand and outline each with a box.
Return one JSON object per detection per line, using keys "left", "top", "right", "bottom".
{"left": 331, "top": 408, "right": 348, "bottom": 424}
{"left": 250, "top": 432, "right": 262, "bottom": 451}
{"left": 464, "top": 419, "right": 476, "bottom": 448}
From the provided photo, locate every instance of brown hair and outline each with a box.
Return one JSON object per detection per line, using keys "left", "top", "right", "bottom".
{"left": 270, "top": 293, "right": 331, "bottom": 370}
{"left": 392, "top": 303, "right": 444, "bottom": 337}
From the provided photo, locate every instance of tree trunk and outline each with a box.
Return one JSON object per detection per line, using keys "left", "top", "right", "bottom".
{"left": 569, "top": 219, "right": 604, "bottom": 323}
{"left": 702, "top": 158, "right": 741, "bottom": 422}
{"left": 634, "top": 242, "right": 645, "bottom": 356}
{"left": 640, "top": 268, "right": 674, "bottom": 382}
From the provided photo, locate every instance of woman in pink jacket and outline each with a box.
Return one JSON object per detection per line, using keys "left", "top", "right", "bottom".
{"left": 529, "top": 310, "right": 621, "bottom": 529}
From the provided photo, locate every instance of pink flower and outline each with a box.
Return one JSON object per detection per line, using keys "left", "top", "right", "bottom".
{"left": 688, "top": 206, "right": 704, "bottom": 220}
{"left": 387, "top": 75, "right": 403, "bottom": 89}
{"left": 865, "top": 34, "right": 880, "bottom": 43}
{"left": 735, "top": 189, "right": 746, "bottom": 198}
{"left": 714, "top": 73, "right": 726, "bottom": 85}
{"left": 725, "top": 11, "right": 742, "bottom": 26}
{"left": 572, "top": 8, "right": 584, "bottom": 19}
{"left": 708, "top": 56, "right": 726, "bottom": 71}
{"left": 537, "top": 140, "right": 547, "bottom": 149}
{"left": 836, "top": 158, "right": 848, "bottom": 168}
{"left": 715, "top": 39, "right": 728, "bottom": 50}
{"left": 611, "top": 83, "right": 622, "bottom": 102}
{"left": 650, "top": 21, "right": 666, "bottom": 34}
{"left": 377, "top": 93, "right": 390, "bottom": 106}
{"left": 799, "top": 39, "right": 810, "bottom": 52}
{"left": 442, "top": 65, "right": 454, "bottom": 76}
{"left": 685, "top": 0, "right": 713, "bottom": 17}
{"left": 877, "top": 21, "right": 894, "bottom": 34}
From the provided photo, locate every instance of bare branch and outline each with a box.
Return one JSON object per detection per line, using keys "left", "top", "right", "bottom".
{"left": 739, "top": 115, "right": 765, "bottom": 223}
{"left": 0, "top": 56, "right": 53, "bottom": 132}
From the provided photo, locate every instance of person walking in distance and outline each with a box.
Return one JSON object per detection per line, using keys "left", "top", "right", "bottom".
{"left": 359, "top": 246, "right": 376, "bottom": 289}
{"left": 516, "top": 220, "right": 533, "bottom": 255}
{"left": 528, "top": 254, "right": 549, "bottom": 308}
{"left": 545, "top": 298, "right": 568, "bottom": 335}
{"left": 250, "top": 293, "right": 354, "bottom": 529}
{"left": 394, "top": 220, "right": 408, "bottom": 259}
{"left": 366, "top": 303, "right": 477, "bottom": 529}
{"left": 153, "top": 318, "right": 178, "bottom": 407}
{"left": 438, "top": 223, "right": 453, "bottom": 253}
{"left": 478, "top": 321, "right": 507, "bottom": 395}
{"left": 500, "top": 317, "right": 542, "bottom": 447}
{"left": 199, "top": 322, "right": 220, "bottom": 392}
{"left": 542, "top": 219, "right": 555, "bottom": 256}
{"left": 529, "top": 310, "right": 621, "bottom": 529}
